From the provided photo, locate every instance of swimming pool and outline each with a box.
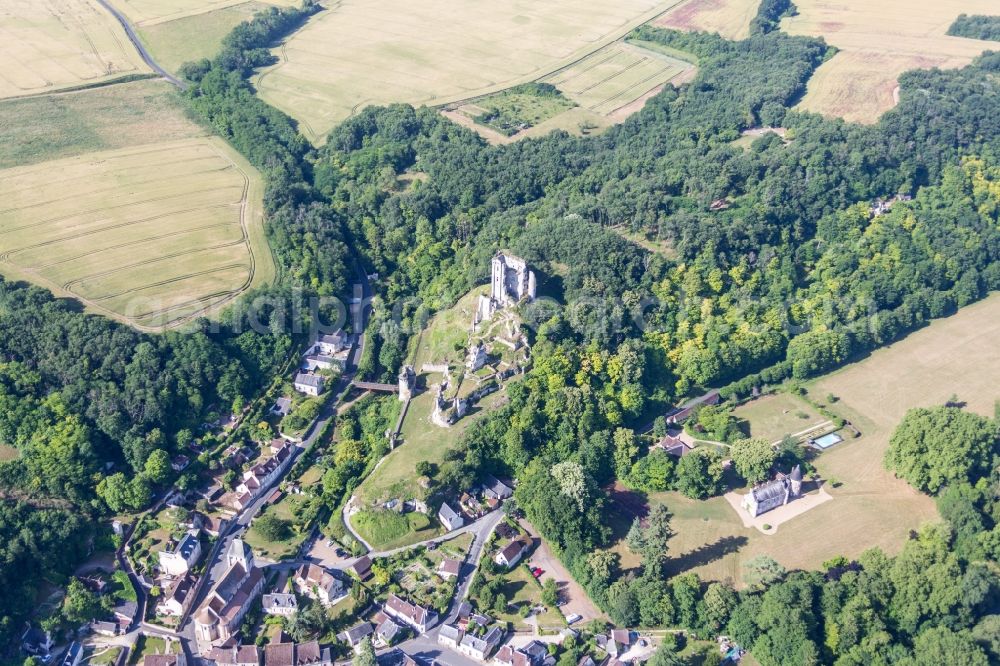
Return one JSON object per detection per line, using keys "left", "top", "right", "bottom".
{"left": 813, "top": 432, "right": 844, "bottom": 449}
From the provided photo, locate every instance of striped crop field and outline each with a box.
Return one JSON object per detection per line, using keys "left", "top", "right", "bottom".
{"left": 0, "top": 137, "right": 273, "bottom": 330}
{"left": 542, "top": 41, "right": 694, "bottom": 115}
{"left": 0, "top": 0, "right": 149, "bottom": 99}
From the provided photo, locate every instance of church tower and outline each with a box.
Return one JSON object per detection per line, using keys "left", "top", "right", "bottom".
{"left": 226, "top": 536, "right": 253, "bottom": 572}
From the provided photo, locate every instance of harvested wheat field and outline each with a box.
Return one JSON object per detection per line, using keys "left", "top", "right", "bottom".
{"left": 781, "top": 0, "right": 999, "bottom": 123}
{"left": 256, "top": 0, "right": 688, "bottom": 142}
{"left": 0, "top": 0, "right": 148, "bottom": 99}
{"left": 654, "top": 0, "right": 761, "bottom": 40}
{"left": 0, "top": 137, "right": 273, "bottom": 330}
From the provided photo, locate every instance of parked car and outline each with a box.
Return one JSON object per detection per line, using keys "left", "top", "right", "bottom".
{"left": 566, "top": 614, "right": 583, "bottom": 625}
{"left": 531, "top": 567, "right": 543, "bottom": 578}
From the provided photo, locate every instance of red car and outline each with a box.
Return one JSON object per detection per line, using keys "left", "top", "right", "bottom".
{"left": 531, "top": 567, "right": 543, "bottom": 578}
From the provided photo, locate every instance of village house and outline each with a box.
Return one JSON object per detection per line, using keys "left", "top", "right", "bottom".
{"left": 295, "top": 641, "right": 332, "bottom": 666}
{"left": 741, "top": 465, "right": 802, "bottom": 517}
{"left": 191, "top": 512, "right": 227, "bottom": 537}
{"left": 156, "top": 574, "right": 196, "bottom": 617}
{"left": 438, "top": 558, "right": 461, "bottom": 580}
{"left": 262, "top": 592, "right": 298, "bottom": 616}
{"left": 234, "top": 440, "right": 294, "bottom": 507}
{"left": 374, "top": 614, "right": 403, "bottom": 648}
{"left": 158, "top": 530, "right": 202, "bottom": 576}
{"left": 520, "top": 641, "right": 550, "bottom": 665}
{"left": 494, "top": 539, "right": 527, "bottom": 568}
{"left": 657, "top": 435, "right": 692, "bottom": 458}
{"left": 494, "top": 642, "right": 548, "bottom": 666}
{"left": 171, "top": 455, "right": 190, "bottom": 472}
{"left": 264, "top": 643, "right": 295, "bottom": 666}
{"left": 438, "top": 624, "right": 463, "bottom": 650}
{"left": 113, "top": 599, "right": 137, "bottom": 629}
{"left": 340, "top": 623, "right": 374, "bottom": 653}
{"left": 293, "top": 373, "right": 325, "bottom": 396}
{"left": 438, "top": 502, "right": 464, "bottom": 531}
{"left": 88, "top": 621, "right": 119, "bottom": 637}
{"left": 21, "top": 626, "right": 53, "bottom": 658}
{"left": 303, "top": 354, "right": 342, "bottom": 372}
{"left": 294, "top": 563, "right": 348, "bottom": 607}
{"left": 261, "top": 643, "right": 330, "bottom": 666}
{"left": 598, "top": 630, "right": 635, "bottom": 659}
{"left": 482, "top": 477, "right": 513, "bottom": 501}
{"left": 349, "top": 555, "right": 373, "bottom": 581}
{"left": 313, "top": 331, "right": 348, "bottom": 355}
{"left": 208, "top": 645, "right": 260, "bottom": 666}
{"left": 458, "top": 626, "right": 505, "bottom": 661}
{"left": 384, "top": 594, "right": 437, "bottom": 634}
{"left": 193, "top": 539, "right": 265, "bottom": 647}
{"left": 271, "top": 397, "right": 292, "bottom": 417}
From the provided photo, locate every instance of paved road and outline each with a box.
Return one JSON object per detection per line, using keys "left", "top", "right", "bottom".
{"left": 94, "top": 0, "right": 184, "bottom": 88}
{"left": 178, "top": 270, "right": 373, "bottom": 646}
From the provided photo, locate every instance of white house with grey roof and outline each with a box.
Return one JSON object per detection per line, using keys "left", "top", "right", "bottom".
{"left": 262, "top": 592, "right": 298, "bottom": 616}
{"left": 293, "top": 373, "right": 325, "bottom": 396}
{"left": 458, "top": 626, "right": 505, "bottom": 660}
{"left": 158, "top": 530, "right": 201, "bottom": 576}
{"left": 438, "top": 502, "right": 464, "bottom": 531}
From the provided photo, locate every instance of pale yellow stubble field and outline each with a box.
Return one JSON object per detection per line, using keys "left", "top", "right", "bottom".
{"left": 0, "top": 0, "right": 149, "bottom": 99}
{"left": 782, "top": 0, "right": 1000, "bottom": 123}
{"left": 255, "top": 0, "right": 690, "bottom": 143}
{"left": 0, "top": 137, "right": 274, "bottom": 330}
{"left": 654, "top": 0, "right": 762, "bottom": 40}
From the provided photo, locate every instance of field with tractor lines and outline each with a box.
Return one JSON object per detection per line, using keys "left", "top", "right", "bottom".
{"left": 543, "top": 41, "right": 694, "bottom": 115}
{"left": 0, "top": 0, "right": 149, "bottom": 99}
{"left": 0, "top": 137, "right": 273, "bottom": 330}
{"left": 255, "top": 0, "right": 688, "bottom": 143}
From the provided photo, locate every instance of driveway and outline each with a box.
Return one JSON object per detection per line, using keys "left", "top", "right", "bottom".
{"left": 520, "top": 520, "right": 606, "bottom": 624}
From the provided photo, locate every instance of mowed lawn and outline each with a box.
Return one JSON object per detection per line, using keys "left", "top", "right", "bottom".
{"left": 0, "top": 136, "right": 273, "bottom": 330}
{"left": 0, "top": 0, "right": 149, "bottom": 99}
{"left": 730, "top": 392, "right": 826, "bottom": 443}
{"left": 609, "top": 296, "right": 1000, "bottom": 584}
{"left": 255, "top": 0, "right": 688, "bottom": 142}
{"left": 781, "top": 0, "right": 1000, "bottom": 123}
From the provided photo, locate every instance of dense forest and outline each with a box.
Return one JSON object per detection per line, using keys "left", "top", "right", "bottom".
{"left": 0, "top": 2, "right": 350, "bottom": 645}
{"left": 948, "top": 14, "right": 1000, "bottom": 42}
{"left": 4, "top": 0, "right": 1000, "bottom": 661}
